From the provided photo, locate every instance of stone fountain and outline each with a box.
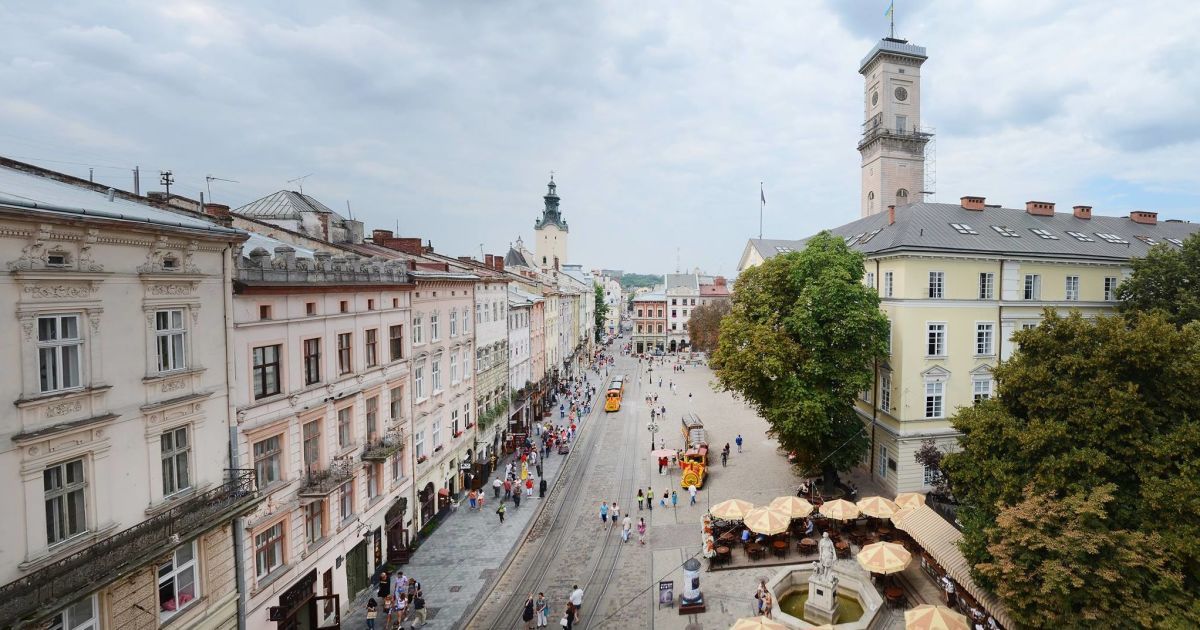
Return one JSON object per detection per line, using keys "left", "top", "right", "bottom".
{"left": 764, "top": 533, "right": 886, "bottom": 629}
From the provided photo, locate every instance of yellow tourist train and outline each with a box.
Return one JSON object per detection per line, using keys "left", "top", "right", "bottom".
{"left": 604, "top": 375, "right": 625, "bottom": 412}
{"left": 680, "top": 413, "right": 709, "bottom": 488}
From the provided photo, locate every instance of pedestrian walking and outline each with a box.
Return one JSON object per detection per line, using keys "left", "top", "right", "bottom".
{"left": 660, "top": 491, "right": 668, "bottom": 508}
{"left": 646, "top": 486, "right": 653, "bottom": 511}
{"left": 494, "top": 477, "right": 502, "bottom": 498}
{"left": 570, "top": 585, "right": 584, "bottom": 618}
{"left": 622, "top": 515, "right": 632, "bottom": 543}
{"left": 637, "top": 488, "right": 644, "bottom": 510}
{"left": 540, "top": 477, "right": 547, "bottom": 498}
{"left": 671, "top": 490, "right": 678, "bottom": 509}
{"left": 536, "top": 592, "right": 549, "bottom": 628}
{"left": 365, "top": 598, "right": 378, "bottom": 630}
{"left": 522, "top": 593, "right": 535, "bottom": 629}
{"left": 497, "top": 503, "right": 506, "bottom": 523}
{"left": 736, "top": 434, "right": 744, "bottom": 453}
{"left": 637, "top": 517, "right": 647, "bottom": 544}
{"left": 611, "top": 502, "right": 620, "bottom": 526}
{"left": 525, "top": 477, "right": 534, "bottom": 497}
{"left": 563, "top": 602, "right": 576, "bottom": 630}
{"left": 468, "top": 489, "right": 478, "bottom": 510}
{"left": 721, "top": 450, "right": 728, "bottom": 467}
{"left": 513, "top": 491, "right": 522, "bottom": 508}
{"left": 411, "top": 586, "right": 427, "bottom": 627}
{"left": 688, "top": 484, "right": 697, "bottom": 506}
{"left": 599, "top": 501, "right": 609, "bottom": 526}
{"left": 504, "top": 478, "right": 512, "bottom": 500}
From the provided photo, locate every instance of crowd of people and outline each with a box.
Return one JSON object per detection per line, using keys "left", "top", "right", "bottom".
{"left": 364, "top": 570, "right": 426, "bottom": 630}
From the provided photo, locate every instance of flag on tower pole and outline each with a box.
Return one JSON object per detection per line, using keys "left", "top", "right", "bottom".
{"left": 760, "top": 183, "right": 766, "bottom": 206}
{"left": 884, "top": 1, "right": 893, "bottom": 18}
{"left": 759, "top": 182, "right": 765, "bottom": 239}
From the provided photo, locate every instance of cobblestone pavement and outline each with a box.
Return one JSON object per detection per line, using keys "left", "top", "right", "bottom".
{"left": 338, "top": 375, "right": 590, "bottom": 630}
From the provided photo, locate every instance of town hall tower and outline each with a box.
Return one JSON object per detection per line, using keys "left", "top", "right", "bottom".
{"left": 858, "top": 38, "right": 931, "bottom": 217}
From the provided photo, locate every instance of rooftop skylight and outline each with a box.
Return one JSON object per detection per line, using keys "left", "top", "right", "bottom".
{"left": 990, "top": 225, "right": 1020, "bottom": 237}
{"left": 950, "top": 223, "right": 978, "bottom": 235}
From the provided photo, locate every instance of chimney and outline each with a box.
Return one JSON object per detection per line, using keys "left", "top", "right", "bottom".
{"left": 495, "top": 255, "right": 505, "bottom": 272}
{"left": 316, "top": 213, "right": 330, "bottom": 240}
{"left": 887, "top": 204, "right": 896, "bottom": 225}
{"left": 203, "top": 203, "right": 233, "bottom": 227}
{"left": 1130, "top": 210, "right": 1158, "bottom": 225}
{"left": 960, "top": 196, "right": 986, "bottom": 211}
{"left": 485, "top": 254, "right": 495, "bottom": 268}
{"left": 458, "top": 256, "right": 474, "bottom": 263}
{"left": 372, "top": 229, "right": 394, "bottom": 242}
{"left": 1025, "top": 201, "right": 1055, "bottom": 217}
{"left": 1072, "top": 205, "right": 1092, "bottom": 220}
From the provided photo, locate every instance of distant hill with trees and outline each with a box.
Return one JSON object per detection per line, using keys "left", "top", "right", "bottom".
{"left": 619, "top": 273, "right": 662, "bottom": 290}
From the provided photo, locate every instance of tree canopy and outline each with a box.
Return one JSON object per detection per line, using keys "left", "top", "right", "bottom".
{"left": 711, "top": 232, "right": 889, "bottom": 480}
{"left": 619, "top": 273, "right": 663, "bottom": 290}
{"left": 686, "top": 300, "right": 731, "bottom": 353}
{"left": 1117, "top": 234, "right": 1200, "bottom": 326}
{"left": 942, "top": 310, "right": 1200, "bottom": 626}
{"left": 593, "top": 283, "right": 609, "bottom": 341}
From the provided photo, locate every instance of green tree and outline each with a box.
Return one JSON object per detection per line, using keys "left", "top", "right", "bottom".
{"left": 942, "top": 310, "right": 1200, "bottom": 625}
{"left": 593, "top": 283, "right": 609, "bottom": 342}
{"left": 1117, "top": 234, "right": 1200, "bottom": 326}
{"left": 710, "top": 232, "right": 889, "bottom": 484}
{"left": 619, "top": 273, "right": 663, "bottom": 290}
{"left": 686, "top": 300, "right": 731, "bottom": 353}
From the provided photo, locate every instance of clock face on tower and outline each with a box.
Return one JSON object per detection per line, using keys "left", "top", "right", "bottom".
{"left": 871, "top": 91, "right": 879, "bottom": 106}
{"left": 894, "top": 86, "right": 908, "bottom": 102}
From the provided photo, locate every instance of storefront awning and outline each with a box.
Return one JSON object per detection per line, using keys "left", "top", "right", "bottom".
{"left": 895, "top": 505, "right": 1016, "bottom": 629}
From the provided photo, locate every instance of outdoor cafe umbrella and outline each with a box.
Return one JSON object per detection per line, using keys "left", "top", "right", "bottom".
{"left": 905, "top": 604, "right": 969, "bottom": 630}
{"left": 894, "top": 492, "right": 927, "bottom": 511}
{"left": 744, "top": 506, "right": 791, "bottom": 536}
{"left": 650, "top": 448, "right": 677, "bottom": 459}
{"left": 729, "top": 617, "right": 788, "bottom": 630}
{"left": 856, "top": 541, "right": 913, "bottom": 575}
{"left": 857, "top": 496, "right": 900, "bottom": 519}
{"left": 769, "top": 495, "right": 814, "bottom": 519}
{"left": 819, "top": 498, "right": 860, "bottom": 521}
{"left": 711, "top": 498, "right": 755, "bottom": 521}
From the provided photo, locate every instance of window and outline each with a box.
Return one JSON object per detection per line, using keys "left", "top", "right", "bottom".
{"left": 877, "top": 445, "right": 888, "bottom": 479}
{"left": 258, "top": 304, "right": 272, "bottom": 320}
{"left": 155, "top": 309, "right": 187, "bottom": 373}
{"left": 367, "top": 464, "right": 380, "bottom": 500}
{"left": 414, "top": 431, "right": 425, "bottom": 460}
{"left": 463, "top": 350, "right": 470, "bottom": 375}
{"left": 161, "top": 427, "right": 191, "bottom": 496}
{"left": 950, "top": 223, "right": 978, "bottom": 235}
{"left": 158, "top": 541, "right": 198, "bottom": 619}
{"left": 657, "top": 309, "right": 663, "bottom": 317}
{"left": 431, "top": 359, "right": 442, "bottom": 391}
{"left": 928, "top": 271, "right": 944, "bottom": 299}
{"left": 430, "top": 311, "right": 440, "bottom": 341}
{"left": 432, "top": 419, "right": 441, "bottom": 446}
{"left": 637, "top": 309, "right": 643, "bottom": 318}
{"left": 390, "top": 386, "right": 404, "bottom": 420}
{"left": 671, "top": 298, "right": 677, "bottom": 306}
{"left": 1023, "top": 274, "right": 1041, "bottom": 300}
{"left": 1064, "top": 276, "right": 1080, "bottom": 301}
{"left": 253, "top": 436, "right": 282, "bottom": 486}
{"left": 303, "top": 338, "right": 321, "bottom": 385}
{"left": 895, "top": 115, "right": 907, "bottom": 132}
{"left": 978, "top": 273, "right": 994, "bottom": 300}
{"left": 925, "top": 381, "right": 945, "bottom": 418}
{"left": 306, "top": 301, "right": 317, "bottom": 315}
{"left": 450, "top": 353, "right": 458, "bottom": 384}
{"left": 990, "top": 225, "right": 1020, "bottom": 237}
{"left": 1166, "top": 237, "right": 1184, "bottom": 247}
{"left": 865, "top": 272, "right": 875, "bottom": 289}
{"left": 637, "top": 324, "right": 643, "bottom": 334}
{"left": 44, "top": 458, "right": 87, "bottom": 545}
{"left": 49, "top": 596, "right": 97, "bottom": 630}
{"left": 973, "top": 377, "right": 993, "bottom": 402}
{"left": 975, "top": 323, "right": 994, "bottom": 355}
{"left": 1096, "top": 233, "right": 1128, "bottom": 244}
{"left": 880, "top": 373, "right": 891, "bottom": 412}
{"left": 657, "top": 324, "right": 663, "bottom": 333}
{"left": 415, "top": 366, "right": 424, "bottom": 399}
{"left": 671, "top": 310, "right": 677, "bottom": 318}
{"left": 449, "top": 310, "right": 458, "bottom": 337}
{"left": 1029, "top": 228, "right": 1060, "bottom": 240}
{"left": 388, "top": 325, "right": 403, "bottom": 361}
{"left": 366, "top": 396, "right": 379, "bottom": 442}
{"left": 339, "top": 300, "right": 349, "bottom": 313}
{"left": 339, "top": 481, "right": 354, "bottom": 521}
{"left": 462, "top": 307, "right": 470, "bottom": 333}
{"left": 305, "top": 500, "right": 324, "bottom": 545}
{"left": 883, "top": 271, "right": 893, "bottom": 297}
{"left": 1104, "top": 277, "right": 1119, "bottom": 301}
{"left": 365, "top": 329, "right": 378, "bottom": 368}
{"left": 338, "top": 407, "right": 352, "bottom": 449}
{"left": 252, "top": 345, "right": 281, "bottom": 399}
{"left": 923, "top": 464, "right": 942, "bottom": 487}
{"left": 337, "top": 333, "right": 352, "bottom": 375}
{"left": 302, "top": 420, "right": 321, "bottom": 474}
{"left": 1066, "top": 231, "right": 1094, "bottom": 242}
{"left": 927, "top": 323, "right": 946, "bottom": 356}
{"left": 38, "top": 314, "right": 83, "bottom": 393}
{"left": 392, "top": 453, "right": 404, "bottom": 481}
{"left": 368, "top": 299, "right": 375, "bottom": 311}
{"left": 254, "top": 522, "right": 284, "bottom": 578}
{"left": 412, "top": 314, "right": 423, "bottom": 344}
{"left": 885, "top": 319, "right": 892, "bottom": 354}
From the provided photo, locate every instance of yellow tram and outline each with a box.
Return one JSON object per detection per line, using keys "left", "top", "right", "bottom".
{"left": 604, "top": 375, "right": 625, "bottom": 412}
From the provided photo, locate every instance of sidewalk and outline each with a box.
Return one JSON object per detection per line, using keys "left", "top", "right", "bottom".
{"left": 339, "top": 389, "right": 589, "bottom": 629}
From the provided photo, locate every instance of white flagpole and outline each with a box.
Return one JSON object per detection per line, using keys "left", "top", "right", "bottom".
{"left": 759, "top": 182, "right": 764, "bottom": 239}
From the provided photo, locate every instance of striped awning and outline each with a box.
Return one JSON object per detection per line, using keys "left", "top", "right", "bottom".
{"left": 894, "top": 505, "right": 1017, "bottom": 629}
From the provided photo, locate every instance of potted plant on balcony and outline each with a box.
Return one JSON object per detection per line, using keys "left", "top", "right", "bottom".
{"left": 417, "top": 454, "right": 428, "bottom": 464}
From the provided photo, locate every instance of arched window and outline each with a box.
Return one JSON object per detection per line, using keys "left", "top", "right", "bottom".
{"left": 896, "top": 189, "right": 909, "bottom": 205}
{"left": 868, "top": 191, "right": 876, "bottom": 212}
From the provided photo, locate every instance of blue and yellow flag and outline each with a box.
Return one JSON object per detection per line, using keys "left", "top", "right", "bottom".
{"left": 885, "top": 1, "right": 894, "bottom": 18}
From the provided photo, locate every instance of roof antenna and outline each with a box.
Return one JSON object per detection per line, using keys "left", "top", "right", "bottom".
{"left": 205, "top": 175, "right": 239, "bottom": 203}
{"left": 345, "top": 200, "right": 354, "bottom": 220}
{"left": 287, "top": 173, "right": 312, "bottom": 195}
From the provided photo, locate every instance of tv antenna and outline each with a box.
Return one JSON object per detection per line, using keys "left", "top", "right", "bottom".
{"left": 287, "top": 173, "right": 313, "bottom": 194}
{"left": 205, "top": 175, "right": 239, "bottom": 202}
{"left": 159, "top": 170, "right": 174, "bottom": 198}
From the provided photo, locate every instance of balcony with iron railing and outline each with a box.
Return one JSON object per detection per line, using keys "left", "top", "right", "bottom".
{"left": 361, "top": 428, "right": 405, "bottom": 462}
{"left": 298, "top": 455, "right": 357, "bottom": 497}
{"left": 858, "top": 113, "right": 933, "bottom": 149}
{"left": 0, "top": 469, "right": 260, "bottom": 628}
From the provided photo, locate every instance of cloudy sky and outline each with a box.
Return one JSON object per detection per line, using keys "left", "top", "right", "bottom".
{"left": 2, "top": 1, "right": 1198, "bottom": 275}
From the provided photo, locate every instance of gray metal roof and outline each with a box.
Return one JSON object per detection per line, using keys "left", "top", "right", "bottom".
{"left": 505, "top": 246, "right": 533, "bottom": 269}
{"left": 860, "top": 38, "right": 927, "bottom": 72}
{"left": 632, "top": 292, "right": 666, "bottom": 302}
{"left": 664, "top": 273, "right": 699, "bottom": 291}
{"left": 235, "top": 190, "right": 340, "bottom": 220}
{"left": 751, "top": 202, "right": 1199, "bottom": 264}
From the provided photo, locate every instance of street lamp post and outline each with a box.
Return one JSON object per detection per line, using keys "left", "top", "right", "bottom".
{"left": 647, "top": 420, "right": 659, "bottom": 452}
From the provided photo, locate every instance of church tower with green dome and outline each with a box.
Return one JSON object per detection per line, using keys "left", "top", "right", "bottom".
{"left": 534, "top": 175, "right": 568, "bottom": 270}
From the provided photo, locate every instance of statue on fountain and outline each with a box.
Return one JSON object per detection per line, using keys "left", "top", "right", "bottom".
{"left": 805, "top": 532, "right": 841, "bottom": 624}
{"left": 817, "top": 532, "right": 836, "bottom": 576}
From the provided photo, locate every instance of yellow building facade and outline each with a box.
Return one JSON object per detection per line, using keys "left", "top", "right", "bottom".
{"left": 744, "top": 198, "right": 1200, "bottom": 493}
